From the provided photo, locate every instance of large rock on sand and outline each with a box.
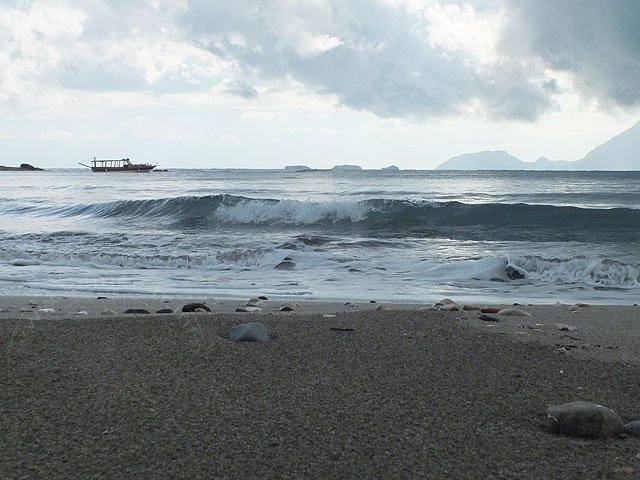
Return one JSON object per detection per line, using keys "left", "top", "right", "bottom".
{"left": 228, "top": 322, "right": 270, "bottom": 342}
{"left": 547, "top": 401, "right": 624, "bottom": 438}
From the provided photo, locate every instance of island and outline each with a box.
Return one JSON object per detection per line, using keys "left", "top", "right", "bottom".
{"left": 0, "top": 163, "right": 44, "bottom": 171}
{"left": 284, "top": 165, "right": 312, "bottom": 172}
{"left": 331, "top": 164, "right": 362, "bottom": 171}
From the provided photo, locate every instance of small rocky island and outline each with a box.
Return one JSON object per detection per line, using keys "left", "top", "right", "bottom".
{"left": 0, "top": 163, "right": 44, "bottom": 171}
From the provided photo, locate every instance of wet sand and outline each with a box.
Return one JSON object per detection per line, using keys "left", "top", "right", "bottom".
{"left": 2, "top": 295, "right": 640, "bottom": 478}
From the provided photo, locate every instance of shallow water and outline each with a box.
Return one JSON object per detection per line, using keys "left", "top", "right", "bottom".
{"left": 1, "top": 168, "right": 639, "bottom": 303}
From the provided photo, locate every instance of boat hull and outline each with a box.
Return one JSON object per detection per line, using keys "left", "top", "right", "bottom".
{"left": 90, "top": 165, "right": 156, "bottom": 172}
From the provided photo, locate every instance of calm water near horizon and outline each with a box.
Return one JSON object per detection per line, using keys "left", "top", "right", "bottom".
{"left": 1, "top": 168, "right": 640, "bottom": 304}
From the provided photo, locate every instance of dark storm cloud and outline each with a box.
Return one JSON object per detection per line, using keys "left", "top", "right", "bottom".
{"left": 501, "top": 0, "right": 640, "bottom": 107}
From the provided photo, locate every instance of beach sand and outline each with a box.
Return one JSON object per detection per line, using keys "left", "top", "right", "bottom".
{"left": 2, "top": 295, "right": 640, "bottom": 478}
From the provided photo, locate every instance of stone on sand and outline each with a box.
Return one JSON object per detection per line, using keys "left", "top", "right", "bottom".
{"left": 497, "top": 308, "right": 532, "bottom": 317}
{"left": 181, "top": 303, "right": 211, "bottom": 313}
{"left": 555, "top": 323, "right": 577, "bottom": 332}
{"left": 547, "top": 401, "right": 624, "bottom": 438}
{"left": 623, "top": 420, "right": 640, "bottom": 437}
{"left": 228, "top": 322, "right": 270, "bottom": 342}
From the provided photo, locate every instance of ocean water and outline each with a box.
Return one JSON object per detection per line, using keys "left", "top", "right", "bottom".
{"left": 1, "top": 168, "right": 640, "bottom": 304}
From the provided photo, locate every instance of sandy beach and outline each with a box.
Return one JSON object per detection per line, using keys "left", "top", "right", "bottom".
{"left": 2, "top": 295, "right": 640, "bottom": 478}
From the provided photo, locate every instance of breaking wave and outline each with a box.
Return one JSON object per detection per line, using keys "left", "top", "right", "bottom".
{"left": 4, "top": 194, "right": 640, "bottom": 241}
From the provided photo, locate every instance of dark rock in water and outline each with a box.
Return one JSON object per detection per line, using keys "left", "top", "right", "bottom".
{"left": 279, "top": 306, "right": 294, "bottom": 312}
{"left": 490, "top": 277, "right": 506, "bottom": 282}
{"left": 181, "top": 303, "right": 211, "bottom": 313}
{"left": 478, "top": 314, "right": 499, "bottom": 322}
{"left": 624, "top": 420, "right": 640, "bottom": 437}
{"left": 156, "top": 308, "right": 173, "bottom": 314}
{"left": 370, "top": 300, "right": 377, "bottom": 303}
{"left": 506, "top": 266, "right": 525, "bottom": 280}
{"left": 295, "top": 235, "right": 329, "bottom": 246}
{"left": 275, "top": 257, "right": 296, "bottom": 270}
{"left": 277, "top": 242, "right": 298, "bottom": 250}
{"left": 547, "top": 401, "right": 624, "bottom": 438}
{"left": 229, "top": 322, "right": 269, "bottom": 342}
{"left": 97, "top": 296, "right": 107, "bottom": 299}
{"left": 123, "top": 309, "right": 151, "bottom": 314}
{"left": 258, "top": 296, "right": 268, "bottom": 300}
{"left": 235, "top": 307, "right": 248, "bottom": 313}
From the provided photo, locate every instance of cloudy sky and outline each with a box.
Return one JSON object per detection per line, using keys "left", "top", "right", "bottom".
{"left": 1, "top": 0, "right": 639, "bottom": 169}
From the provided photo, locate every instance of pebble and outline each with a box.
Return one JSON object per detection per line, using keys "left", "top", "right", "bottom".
{"left": 322, "top": 314, "right": 336, "bottom": 318}
{"left": 228, "top": 322, "right": 270, "bottom": 342}
{"left": 624, "top": 420, "right": 640, "bottom": 437}
{"left": 19, "top": 307, "right": 31, "bottom": 313}
{"left": 193, "top": 308, "right": 208, "bottom": 313}
{"left": 37, "top": 308, "right": 56, "bottom": 313}
{"left": 497, "top": 308, "right": 532, "bottom": 317}
{"left": 555, "top": 323, "right": 577, "bottom": 331}
{"left": 435, "top": 298, "right": 456, "bottom": 306}
{"left": 101, "top": 309, "right": 117, "bottom": 315}
{"left": 181, "top": 303, "right": 211, "bottom": 313}
{"left": 235, "top": 306, "right": 262, "bottom": 313}
{"left": 375, "top": 304, "right": 386, "bottom": 311}
{"left": 479, "top": 314, "right": 499, "bottom": 322}
{"left": 439, "top": 304, "right": 461, "bottom": 312}
{"left": 72, "top": 311, "right": 89, "bottom": 316}
{"left": 156, "top": 308, "right": 173, "bottom": 314}
{"left": 462, "top": 305, "right": 480, "bottom": 311}
{"left": 123, "top": 309, "right": 151, "bottom": 315}
{"left": 547, "top": 400, "right": 624, "bottom": 438}
{"left": 481, "top": 307, "right": 501, "bottom": 314}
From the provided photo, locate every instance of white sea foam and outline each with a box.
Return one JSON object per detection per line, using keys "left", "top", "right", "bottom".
{"left": 510, "top": 255, "right": 640, "bottom": 288}
{"left": 214, "top": 199, "right": 368, "bottom": 225}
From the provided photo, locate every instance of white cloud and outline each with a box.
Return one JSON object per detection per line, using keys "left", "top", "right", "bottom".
{"left": 177, "top": 0, "right": 551, "bottom": 121}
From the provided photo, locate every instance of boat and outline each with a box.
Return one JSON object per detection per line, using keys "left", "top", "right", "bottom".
{"left": 79, "top": 157, "right": 157, "bottom": 172}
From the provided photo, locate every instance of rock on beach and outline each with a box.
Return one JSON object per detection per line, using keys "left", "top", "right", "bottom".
{"left": 228, "top": 322, "right": 270, "bottom": 342}
{"left": 547, "top": 401, "right": 624, "bottom": 438}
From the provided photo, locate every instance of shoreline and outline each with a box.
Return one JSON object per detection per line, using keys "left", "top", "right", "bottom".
{"left": 3, "top": 295, "right": 640, "bottom": 478}
{"left": 2, "top": 294, "right": 640, "bottom": 363}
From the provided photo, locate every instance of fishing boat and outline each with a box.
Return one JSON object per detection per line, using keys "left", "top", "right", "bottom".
{"left": 79, "top": 157, "right": 157, "bottom": 172}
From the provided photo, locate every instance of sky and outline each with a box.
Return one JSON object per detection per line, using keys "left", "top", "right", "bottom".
{"left": 1, "top": 0, "right": 639, "bottom": 169}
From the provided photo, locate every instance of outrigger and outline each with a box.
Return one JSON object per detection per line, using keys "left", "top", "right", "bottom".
{"left": 79, "top": 157, "right": 157, "bottom": 172}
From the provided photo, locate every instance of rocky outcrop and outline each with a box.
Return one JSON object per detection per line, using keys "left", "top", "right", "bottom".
{"left": 0, "top": 163, "right": 44, "bottom": 171}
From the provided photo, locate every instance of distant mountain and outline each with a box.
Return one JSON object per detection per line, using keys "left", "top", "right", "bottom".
{"left": 436, "top": 121, "right": 640, "bottom": 170}
{"left": 437, "top": 151, "right": 525, "bottom": 170}
{"left": 579, "top": 121, "right": 640, "bottom": 170}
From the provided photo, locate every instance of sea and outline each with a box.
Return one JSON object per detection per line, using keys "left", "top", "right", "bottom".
{"left": 1, "top": 168, "right": 640, "bottom": 304}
